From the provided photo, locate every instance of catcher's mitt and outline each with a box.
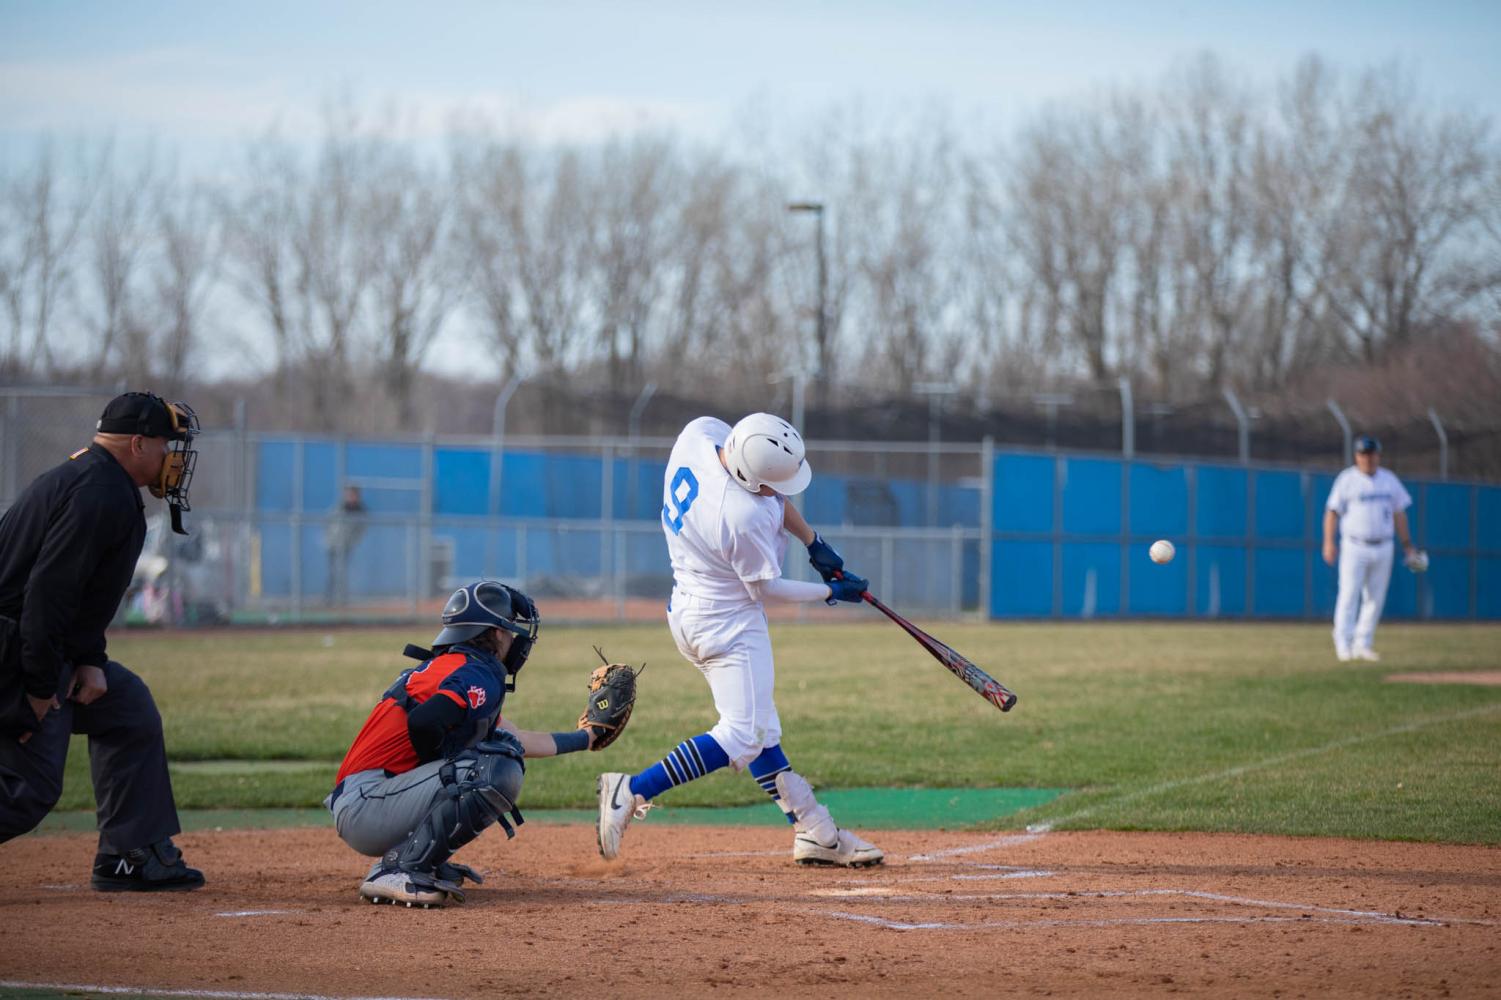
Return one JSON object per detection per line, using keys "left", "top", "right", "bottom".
{"left": 578, "top": 647, "right": 642, "bottom": 751}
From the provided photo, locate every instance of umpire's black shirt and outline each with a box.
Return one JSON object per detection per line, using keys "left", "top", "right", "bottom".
{"left": 0, "top": 444, "right": 146, "bottom": 698}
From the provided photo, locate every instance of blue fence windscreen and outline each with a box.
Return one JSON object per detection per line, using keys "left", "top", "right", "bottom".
{"left": 1196, "top": 466, "right": 1247, "bottom": 539}
{"left": 1255, "top": 471, "right": 1304, "bottom": 541}
{"left": 1128, "top": 463, "right": 1187, "bottom": 539}
{"left": 250, "top": 438, "right": 1498, "bottom": 620}
{"left": 1062, "top": 459, "right": 1121, "bottom": 536}
{"left": 994, "top": 454, "right": 1054, "bottom": 534}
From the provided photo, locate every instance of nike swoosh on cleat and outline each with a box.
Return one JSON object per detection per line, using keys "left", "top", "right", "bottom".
{"left": 610, "top": 776, "right": 626, "bottom": 810}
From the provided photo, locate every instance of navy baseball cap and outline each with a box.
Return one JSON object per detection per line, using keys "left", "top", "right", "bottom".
{"left": 1354, "top": 435, "right": 1381, "bottom": 454}
{"left": 97, "top": 392, "right": 193, "bottom": 441}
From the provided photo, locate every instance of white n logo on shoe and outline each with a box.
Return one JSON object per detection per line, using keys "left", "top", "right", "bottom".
{"left": 115, "top": 860, "right": 135, "bottom": 876}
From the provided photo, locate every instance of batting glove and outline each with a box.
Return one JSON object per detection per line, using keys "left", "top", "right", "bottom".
{"left": 807, "top": 533, "right": 844, "bottom": 582}
{"left": 827, "top": 571, "right": 869, "bottom": 604}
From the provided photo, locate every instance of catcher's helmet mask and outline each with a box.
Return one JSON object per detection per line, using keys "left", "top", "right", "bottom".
{"left": 96, "top": 391, "right": 200, "bottom": 535}
{"left": 433, "top": 580, "right": 540, "bottom": 686}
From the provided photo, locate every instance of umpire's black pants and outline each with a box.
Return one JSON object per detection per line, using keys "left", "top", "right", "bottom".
{"left": 0, "top": 660, "right": 182, "bottom": 853}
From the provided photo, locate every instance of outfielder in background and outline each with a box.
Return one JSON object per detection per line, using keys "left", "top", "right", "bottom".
{"left": 0, "top": 391, "right": 204, "bottom": 891}
{"left": 1322, "top": 435, "right": 1423, "bottom": 662}
{"left": 597, "top": 412, "right": 883, "bottom": 868}
{"left": 328, "top": 580, "right": 637, "bottom": 908}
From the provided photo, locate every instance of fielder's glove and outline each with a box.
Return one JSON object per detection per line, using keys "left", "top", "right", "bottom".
{"left": 807, "top": 533, "right": 844, "bottom": 583}
{"left": 1404, "top": 549, "right": 1430, "bottom": 573}
{"left": 578, "top": 648, "right": 642, "bottom": 750}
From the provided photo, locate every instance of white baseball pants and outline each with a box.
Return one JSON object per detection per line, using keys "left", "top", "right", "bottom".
{"left": 1333, "top": 539, "right": 1394, "bottom": 654}
{"left": 667, "top": 589, "right": 781, "bottom": 770}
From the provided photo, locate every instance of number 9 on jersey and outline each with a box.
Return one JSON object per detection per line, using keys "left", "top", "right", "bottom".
{"left": 662, "top": 467, "right": 699, "bottom": 535}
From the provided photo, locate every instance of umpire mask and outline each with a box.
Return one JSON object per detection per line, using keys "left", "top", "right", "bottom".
{"left": 97, "top": 392, "right": 201, "bottom": 535}
{"left": 433, "top": 581, "right": 541, "bottom": 691}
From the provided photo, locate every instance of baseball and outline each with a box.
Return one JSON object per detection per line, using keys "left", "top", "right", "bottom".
{"left": 1149, "top": 540, "right": 1175, "bottom": 564}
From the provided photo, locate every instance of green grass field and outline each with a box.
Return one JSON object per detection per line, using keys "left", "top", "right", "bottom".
{"left": 55, "top": 620, "right": 1501, "bottom": 844}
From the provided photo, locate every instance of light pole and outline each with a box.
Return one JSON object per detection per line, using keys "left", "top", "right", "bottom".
{"left": 488, "top": 375, "right": 524, "bottom": 578}
{"left": 627, "top": 382, "right": 657, "bottom": 518}
{"left": 786, "top": 201, "right": 827, "bottom": 403}
{"left": 914, "top": 381, "right": 958, "bottom": 527}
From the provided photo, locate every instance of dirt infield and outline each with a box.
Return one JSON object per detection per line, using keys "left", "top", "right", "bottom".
{"left": 2, "top": 826, "right": 1498, "bottom": 999}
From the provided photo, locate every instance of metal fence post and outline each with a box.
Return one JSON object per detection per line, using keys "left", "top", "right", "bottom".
{"left": 1428, "top": 408, "right": 1449, "bottom": 480}
{"left": 1119, "top": 376, "right": 1135, "bottom": 459}
{"left": 417, "top": 434, "right": 434, "bottom": 612}
{"left": 1326, "top": 399, "right": 1352, "bottom": 466}
{"left": 291, "top": 439, "right": 304, "bottom": 621}
{"left": 602, "top": 441, "right": 614, "bottom": 608}
{"left": 1223, "top": 388, "right": 1250, "bottom": 465}
{"left": 978, "top": 435, "right": 994, "bottom": 620}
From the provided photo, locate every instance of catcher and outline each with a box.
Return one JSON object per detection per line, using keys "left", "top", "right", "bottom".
{"left": 326, "top": 579, "right": 638, "bottom": 908}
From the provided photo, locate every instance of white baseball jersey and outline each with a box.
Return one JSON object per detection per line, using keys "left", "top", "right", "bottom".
{"left": 661, "top": 417, "right": 788, "bottom": 604}
{"left": 1325, "top": 467, "right": 1411, "bottom": 542}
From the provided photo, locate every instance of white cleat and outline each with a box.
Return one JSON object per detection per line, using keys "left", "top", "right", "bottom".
{"left": 359, "top": 869, "right": 447, "bottom": 908}
{"left": 1352, "top": 648, "right": 1381, "bottom": 662}
{"left": 1336, "top": 649, "right": 1353, "bottom": 662}
{"left": 793, "top": 828, "right": 885, "bottom": 868}
{"left": 597, "top": 772, "right": 651, "bottom": 861}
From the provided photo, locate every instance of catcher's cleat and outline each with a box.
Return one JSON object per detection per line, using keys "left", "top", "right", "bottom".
{"left": 793, "top": 828, "right": 885, "bottom": 868}
{"left": 91, "top": 838, "right": 205, "bottom": 892}
{"left": 597, "top": 771, "right": 651, "bottom": 860}
{"left": 359, "top": 868, "right": 449, "bottom": 908}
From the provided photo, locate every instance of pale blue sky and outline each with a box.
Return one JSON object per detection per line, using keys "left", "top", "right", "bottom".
{"left": 2, "top": 0, "right": 1498, "bottom": 157}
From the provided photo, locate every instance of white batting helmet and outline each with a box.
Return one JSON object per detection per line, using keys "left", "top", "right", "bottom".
{"left": 722, "top": 412, "right": 813, "bottom": 496}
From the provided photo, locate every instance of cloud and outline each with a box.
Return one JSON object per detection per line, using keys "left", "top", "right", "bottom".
{"left": 0, "top": 48, "right": 719, "bottom": 148}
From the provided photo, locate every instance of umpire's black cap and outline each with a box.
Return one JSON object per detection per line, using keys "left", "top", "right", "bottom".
{"left": 1355, "top": 435, "right": 1382, "bottom": 454}
{"left": 96, "top": 392, "right": 192, "bottom": 440}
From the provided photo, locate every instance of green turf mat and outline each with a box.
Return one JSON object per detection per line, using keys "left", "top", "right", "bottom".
{"left": 31, "top": 787, "right": 1063, "bottom": 836}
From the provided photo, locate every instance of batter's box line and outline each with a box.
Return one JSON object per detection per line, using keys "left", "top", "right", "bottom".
{"left": 821, "top": 911, "right": 1428, "bottom": 931}
{"left": 0, "top": 982, "right": 449, "bottom": 1000}
{"left": 812, "top": 888, "right": 1496, "bottom": 929}
{"left": 908, "top": 829, "right": 1049, "bottom": 861}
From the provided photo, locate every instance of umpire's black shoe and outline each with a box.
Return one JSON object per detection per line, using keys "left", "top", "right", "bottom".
{"left": 91, "top": 838, "right": 205, "bottom": 892}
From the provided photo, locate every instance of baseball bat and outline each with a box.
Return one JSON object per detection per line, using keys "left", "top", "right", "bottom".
{"left": 860, "top": 588, "right": 1019, "bottom": 713}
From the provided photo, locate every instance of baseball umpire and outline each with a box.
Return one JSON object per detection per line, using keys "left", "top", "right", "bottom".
{"left": 0, "top": 390, "right": 205, "bottom": 891}
{"left": 328, "top": 579, "right": 638, "bottom": 908}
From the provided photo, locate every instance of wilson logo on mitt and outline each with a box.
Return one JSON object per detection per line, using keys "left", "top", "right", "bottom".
{"left": 578, "top": 647, "right": 642, "bottom": 751}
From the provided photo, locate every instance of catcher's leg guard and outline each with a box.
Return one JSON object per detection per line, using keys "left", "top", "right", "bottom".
{"left": 363, "top": 748, "right": 525, "bottom": 907}
{"left": 774, "top": 771, "right": 884, "bottom": 869}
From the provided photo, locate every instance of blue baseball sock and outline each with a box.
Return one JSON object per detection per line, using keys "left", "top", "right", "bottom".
{"left": 628, "top": 733, "right": 729, "bottom": 801}
{"left": 747, "top": 744, "right": 794, "bottom": 824}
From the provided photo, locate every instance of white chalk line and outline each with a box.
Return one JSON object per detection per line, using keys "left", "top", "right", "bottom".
{"left": 806, "top": 887, "right": 1495, "bottom": 928}
{"left": 822, "top": 911, "right": 1430, "bottom": 931}
{"left": 0, "top": 982, "right": 447, "bottom": 1000}
{"left": 215, "top": 909, "right": 294, "bottom": 918}
{"left": 908, "top": 830, "right": 1048, "bottom": 862}
{"left": 1033, "top": 702, "right": 1501, "bottom": 830}
{"left": 686, "top": 849, "right": 786, "bottom": 858}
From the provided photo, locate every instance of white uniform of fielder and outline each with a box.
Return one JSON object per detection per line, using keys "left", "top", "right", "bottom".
{"left": 1323, "top": 437, "right": 1417, "bottom": 661}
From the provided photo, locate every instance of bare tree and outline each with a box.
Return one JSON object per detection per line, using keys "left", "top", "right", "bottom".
{"left": 1322, "top": 66, "right": 1494, "bottom": 359}
{"left": 143, "top": 176, "right": 219, "bottom": 393}
{"left": 221, "top": 108, "right": 378, "bottom": 428}
{"left": 0, "top": 142, "right": 97, "bottom": 377}
{"left": 80, "top": 146, "right": 155, "bottom": 380}
{"left": 364, "top": 147, "right": 457, "bottom": 426}
{"left": 590, "top": 134, "right": 676, "bottom": 387}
